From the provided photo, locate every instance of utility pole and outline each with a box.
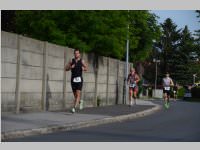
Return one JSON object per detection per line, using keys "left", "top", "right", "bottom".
{"left": 153, "top": 58, "right": 160, "bottom": 97}
{"left": 193, "top": 74, "right": 197, "bottom": 84}
{"left": 125, "top": 10, "right": 129, "bottom": 104}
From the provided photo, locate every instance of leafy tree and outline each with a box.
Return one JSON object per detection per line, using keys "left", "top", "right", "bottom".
{"left": 128, "top": 11, "right": 161, "bottom": 62}
{"left": 13, "top": 10, "right": 160, "bottom": 61}
{"left": 1, "top": 10, "right": 16, "bottom": 33}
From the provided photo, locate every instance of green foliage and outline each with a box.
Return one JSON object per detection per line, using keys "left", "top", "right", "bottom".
{"left": 14, "top": 10, "right": 160, "bottom": 61}
{"left": 137, "top": 79, "right": 143, "bottom": 98}
{"left": 160, "top": 18, "right": 181, "bottom": 73}
{"left": 129, "top": 11, "right": 161, "bottom": 62}
{"left": 153, "top": 17, "right": 199, "bottom": 86}
{"left": 7, "top": 10, "right": 199, "bottom": 86}
{"left": 177, "top": 87, "right": 185, "bottom": 98}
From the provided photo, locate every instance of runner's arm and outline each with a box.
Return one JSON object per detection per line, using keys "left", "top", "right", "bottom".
{"left": 82, "top": 60, "right": 88, "bottom": 71}
{"left": 65, "top": 61, "right": 72, "bottom": 71}
{"left": 135, "top": 74, "right": 140, "bottom": 84}
{"left": 170, "top": 79, "right": 174, "bottom": 86}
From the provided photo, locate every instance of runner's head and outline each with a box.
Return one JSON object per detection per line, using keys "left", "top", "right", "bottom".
{"left": 130, "top": 67, "right": 136, "bottom": 75}
{"left": 74, "top": 49, "right": 81, "bottom": 59}
{"left": 166, "top": 72, "right": 170, "bottom": 77}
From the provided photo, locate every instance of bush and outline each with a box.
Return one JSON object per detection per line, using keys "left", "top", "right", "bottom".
{"left": 177, "top": 87, "right": 185, "bottom": 98}
{"left": 191, "top": 86, "right": 200, "bottom": 98}
{"left": 137, "top": 79, "right": 143, "bottom": 98}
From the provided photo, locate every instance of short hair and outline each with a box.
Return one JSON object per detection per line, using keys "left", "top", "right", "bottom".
{"left": 130, "top": 67, "right": 135, "bottom": 72}
{"left": 74, "top": 49, "right": 80, "bottom": 53}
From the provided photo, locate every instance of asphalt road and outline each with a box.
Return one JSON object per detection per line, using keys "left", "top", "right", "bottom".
{"left": 7, "top": 100, "right": 200, "bottom": 142}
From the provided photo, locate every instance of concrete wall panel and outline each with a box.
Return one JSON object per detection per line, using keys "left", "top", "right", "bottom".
{"left": 1, "top": 63, "right": 17, "bottom": 78}
{"left": 1, "top": 31, "right": 18, "bottom": 49}
{"left": 1, "top": 47, "right": 18, "bottom": 63}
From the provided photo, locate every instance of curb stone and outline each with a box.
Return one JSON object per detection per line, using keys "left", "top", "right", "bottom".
{"left": 2, "top": 104, "right": 161, "bottom": 141}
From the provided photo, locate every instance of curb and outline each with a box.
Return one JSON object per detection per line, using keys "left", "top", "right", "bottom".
{"left": 2, "top": 104, "right": 162, "bottom": 141}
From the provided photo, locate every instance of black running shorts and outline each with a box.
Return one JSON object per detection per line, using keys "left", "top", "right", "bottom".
{"left": 163, "top": 89, "right": 171, "bottom": 96}
{"left": 71, "top": 82, "right": 83, "bottom": 92}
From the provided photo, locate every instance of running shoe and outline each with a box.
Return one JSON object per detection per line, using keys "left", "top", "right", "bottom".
{"left": 71, "top": 107, "right": 76, "bottom": 113}
{"left": 79, "top": 100, "right": 84, "bottom": 110}
{"left": 166, "top": 103, "right": 170, "bottom": 109}
{"left": 164, "top": 102, "right": 168, "bottom": 109}
{"left": 164, "top": 102, "right": 170, "bottom": 109}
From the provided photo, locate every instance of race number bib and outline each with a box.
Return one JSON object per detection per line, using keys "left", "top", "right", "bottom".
{"left": 73, "top": 77, "right": 82, "bottom": 83}
{"left": 164, "top": 87, "right": 170, "bottom": 90}
{"left": 129, "top": 83, "right": 136, "bottom": 88}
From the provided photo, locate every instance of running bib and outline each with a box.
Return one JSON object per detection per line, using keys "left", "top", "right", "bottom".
{"left": 73, "top": 77, "right": 82, "bottom": 83}
{"left": 129, "top": 83, "right": 136, "bottom": 88}
{"left": 164, "top": 87, "right": 170, "bottom": 90}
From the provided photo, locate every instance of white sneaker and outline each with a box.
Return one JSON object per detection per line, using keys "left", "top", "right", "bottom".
{"left": 130, "top": 100, "right": 133, "bottom": 106}
{"left": 71, "top": 107, "right": 76, "bottom": 113}
{"left": 79, "top": 100, "right": 84, "bottom": 110}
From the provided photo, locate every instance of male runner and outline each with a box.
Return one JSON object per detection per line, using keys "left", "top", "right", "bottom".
{"left": 65, "top": 49, "right": 87, "bottom": 113}
{"left": 162, "top": 72, "right": 174, "bottom": 109}
{"left": 127, "top": 68, "right": 140, "bottom": 106}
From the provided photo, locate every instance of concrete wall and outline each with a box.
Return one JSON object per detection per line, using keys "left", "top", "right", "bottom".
{"left": 1, "top": 32, "right": 18, "bottom": 112}
{"left": 1, "top": 31, "right": 132, "bottom": 113}
{"left": 152, "top": 89, "right": 163, "bottom": 98}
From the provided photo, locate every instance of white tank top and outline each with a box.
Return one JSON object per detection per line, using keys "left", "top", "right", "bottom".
{"left": 163, "top": 77, "right": 171, "bottom": 87}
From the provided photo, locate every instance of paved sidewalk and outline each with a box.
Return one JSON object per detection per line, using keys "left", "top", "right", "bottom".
{"left": 1, "top": 100, "right": 161, "bottom": 141}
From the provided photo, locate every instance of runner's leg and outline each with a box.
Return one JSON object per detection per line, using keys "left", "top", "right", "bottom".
{"left": 163, "top": 91, "right": 168, "bottom": 108}
{"left": 129, "top": 88, "right": 133, "bottom": 106}
{"left": 133, "top": 88, "right": 138, "bottom": 105}
{"left": 75, "top": 90, "right": 81, "bottom": 108}
{"left": 71, "top": 90, "right": 77, "bottom": 113}
{"left": 166, "top": 91, "right": 170, "bottom": 108}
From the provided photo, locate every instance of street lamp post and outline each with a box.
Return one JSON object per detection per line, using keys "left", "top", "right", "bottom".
{"left": 125, "top": 10, "right": 129, "bottom": 104}
{"left": 193, "top": 74, "right": 197, "bottom": 84}
{"left": 153, "top": 58, "right": 160, "bottom": 97}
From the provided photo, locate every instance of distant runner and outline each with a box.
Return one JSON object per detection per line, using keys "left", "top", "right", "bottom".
{"left": 65, "top": 49, "right": 88, "bottom": 113}
{"left": 162, "top": 72, "right": 174, "bottom": 109}
{"left": 127, "top": 68, "right": 140, "bottom": 106}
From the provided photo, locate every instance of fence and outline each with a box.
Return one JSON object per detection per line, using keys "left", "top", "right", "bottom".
{"left": 1, "top": 31, "right": 133, "bottom": 113}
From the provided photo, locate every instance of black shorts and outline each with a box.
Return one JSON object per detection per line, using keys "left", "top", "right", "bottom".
{"left": 163, "top": 89, "right": 170, "bottom": 96}
{"left": 71, "top": 81, "right": 83, "bottom": 92}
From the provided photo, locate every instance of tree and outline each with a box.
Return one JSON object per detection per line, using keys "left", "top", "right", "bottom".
{"left": 12, "top": 10, "right": 160, "bottom": 61}
{"left": 160, "top": 18, "right": 181, "bottom": 74}
{"left": 194, "top": 10, "right": 200, "bottom": 58}
{"left": 15, "top": 11, "right": 66, "bottom": 46}
{"left": 128, "top": 11, "right": 161, "bottom": 63}
{"left": 1, "top": 10, "right": 16, "bottom": 33}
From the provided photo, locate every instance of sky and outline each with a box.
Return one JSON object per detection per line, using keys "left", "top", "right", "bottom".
{"left": 151, "top": 10, "right": 200, "bottom": 34}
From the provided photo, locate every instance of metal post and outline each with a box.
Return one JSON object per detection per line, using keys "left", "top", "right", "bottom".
{"left": 153, "top": 59, "right": 160, "bottom": 97}
{"left": 193, "top": 74, "right": 197, "bottom": 84}
{"left": 41, "top": 42, "right": 48, "bottom": 111}
{"left": 125, "top": 10, "right": 129, "bottom": 104}
{"left": 94, "top": 57, "right": 98, "bottom": 107}
{"left": 63, "top": 49, "right": 67, "bottom": 110}
{"left": 106, "top": 57, "right": 110, "bottom": 105}
{"left": 155, "top": 61, "right": 157, "bottom": 97}
{"left": 15, "top": 35, "right": 21, "bottom": 114}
